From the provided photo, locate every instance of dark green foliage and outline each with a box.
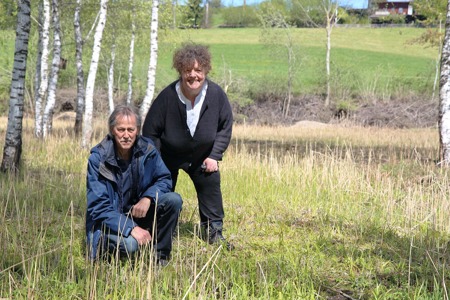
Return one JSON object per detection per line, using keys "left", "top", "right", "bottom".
{"left": 221, "top": 6, "right": 259, "bottom": 27}
{"left": 185, "top": 0, "right": 204, "bottom": 28}
{"left": 0, "top": 0, "right": 17, "bottom": 30}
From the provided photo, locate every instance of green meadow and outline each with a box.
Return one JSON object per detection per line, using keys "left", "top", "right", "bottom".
{"left": 0, "top": 26, "right": 448, "bottom": 299}
{"left": 0, "top": 27, "right": 439, "bottom": 110}
{"left": 1, "top": 117, "right": 449, "bottom": 299}
{"left": 135, "top": 27, "right": 439, "bottom": 101}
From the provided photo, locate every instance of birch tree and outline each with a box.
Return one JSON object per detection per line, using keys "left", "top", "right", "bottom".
{"left": 107, "top": 42, "right": 116, "bottom": 114}
{"left": 34, "top": 1, "right": 43, "bottom": 117}
{"left": 34, "top": 0, "right": 51, "bottom": 138}
{"left": 82, "top": 0, "right": 109, "bottom": 149}
{"left": 439, "top": 0, "right": 450, "bottom": 165}
{"left": 140, "top": 0, "right": 159, "bottom": 119}
{"left": 322, "top": 0, "right": 338, "bottom": 107}
{"left": 291, "top": 0, "right": 338, "bottom": 106}
{"left": 259, "top": 4, "right": 297, "bottom": 118}
{"left": 126, "top": 1, "right": 136, "bottom": 105}
{"left": 1, "top": 0, "right": 31, "bottom": 172}
{"left": 74, "top": 0, "right": 85, "bottom": 136}
{"left": 42, "top": 0, "right": 62, "bottom": 137}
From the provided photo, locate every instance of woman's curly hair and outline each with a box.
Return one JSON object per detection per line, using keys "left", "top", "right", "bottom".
{"left": 173, "top": 43, "right": 211, "bottom": 76}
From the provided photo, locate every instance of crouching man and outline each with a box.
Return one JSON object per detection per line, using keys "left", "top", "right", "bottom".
{"left": 86, "top": 104, "right": 182, "bottom": 265}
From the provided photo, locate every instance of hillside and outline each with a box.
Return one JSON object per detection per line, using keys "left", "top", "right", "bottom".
{"left": 234, "top": 94, "right": 438, "bottom": 128}
{"left": 53, "top": 87, "right": 438, "bottom": 128}
{"left": 1, "top": 27, "right": 440, "bottom": 128}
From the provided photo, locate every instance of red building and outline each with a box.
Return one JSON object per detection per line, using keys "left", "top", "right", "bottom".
{"left": 372, "top": 0, "right": 413, "bottom": 17}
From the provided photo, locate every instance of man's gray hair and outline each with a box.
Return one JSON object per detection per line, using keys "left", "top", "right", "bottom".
{"left": 108, "top": 104, "right": 142, "bottom": 135}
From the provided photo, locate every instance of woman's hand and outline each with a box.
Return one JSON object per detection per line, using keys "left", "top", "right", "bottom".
{"left": 202, "top": 158, "right": 219, "bottom": 173}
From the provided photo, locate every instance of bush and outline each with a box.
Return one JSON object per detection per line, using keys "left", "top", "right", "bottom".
{"left": 220, "top": 6, "right": 259, "bottom": 27}
{"left": 372, "top": 14, "right": 406, "bottom": 24}
{"left": 0, "top": 0, "right": 16, "bottom": 30}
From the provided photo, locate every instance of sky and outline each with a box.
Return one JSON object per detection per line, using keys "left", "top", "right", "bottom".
{"left": 220, "top": 0, "right": 369, "bottom": 9}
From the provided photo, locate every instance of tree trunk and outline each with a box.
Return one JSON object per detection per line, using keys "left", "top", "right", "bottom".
{"left": 439, "top": 0, "right": 450, "bottom": 165}
{"left": 204, "top": 1, "right": 209, "bottom": 28}
{"left": 325, "top": 25, "right": 331, "bottom": 106}
{"left": 74, "top": 0, "right": 85, "bottom": 136}
{"left": 285, "top": 45, "right": 294, "bottom": 118}
{"left": 107, "top": 42, "right": 116, "bottom": 114}
{"left": 1, "top": 0, "right": 31, "bottom": 173}
{"left": 172, "top": 0, "right": 177, "bottom": 29}
{"left": 34, "top": 0, "right": 51, "bottom": 138}
{"left": 81, "top": 0, "right": 109, "bottom": 149}
{"left": 323, "top": 0, "right": 338, "bottom": 107}
{"left": 140, "top": 0, "right": 159, "bottom": 119}
{"left": 126, "top": 3, "right": 136, "bottom": 105}
{"left": 43, "top": 0, "right": 62, "bottom": 137}
{"left": 34, "top": 1, "right": 43, "bottom": 116}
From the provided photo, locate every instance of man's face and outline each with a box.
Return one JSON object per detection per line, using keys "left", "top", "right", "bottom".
{"left": 112, "top": 114, "right": 138, "bottom": 156}
{"left": 181, "top": 59, "right": 205, "bottom": 97}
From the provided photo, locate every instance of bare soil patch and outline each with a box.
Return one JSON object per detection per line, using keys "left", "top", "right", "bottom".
{"left": 234, "top": 94, "right": 438, "bottom": 128}
{"left": 55, "top": 88, "right": 438, "bottom": 128}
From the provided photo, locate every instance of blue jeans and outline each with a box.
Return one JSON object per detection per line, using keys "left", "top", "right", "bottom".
{"left": 89, "top": 192, "right": 182, "bottom": 260}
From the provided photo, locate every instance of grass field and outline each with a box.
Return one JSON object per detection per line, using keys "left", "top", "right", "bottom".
{"left": 142, "top": 27, "right": 439, "bottom": 99}
{"left": 0, "top": 26, "right": 439, "bottom": 111}
{"left": 0, "top": 24, "right": 447, "bottom": 299}
{"left": 1, "top": 117, "right": 449, "bottom": 299}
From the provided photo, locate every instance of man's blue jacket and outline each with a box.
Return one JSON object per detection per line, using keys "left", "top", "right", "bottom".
{"left": 85, "top": 134, "right": 172, "bottom": 258}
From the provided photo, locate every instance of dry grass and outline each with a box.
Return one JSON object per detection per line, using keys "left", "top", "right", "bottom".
{"left": 233, "top": 123, "right": 438, "bottom": 148}
{"left": 0, "top": 118, "right": 449, "bottom": 299}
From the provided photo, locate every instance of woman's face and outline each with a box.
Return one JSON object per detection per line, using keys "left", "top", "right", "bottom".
{"left": 180, "top": 59, "right": 205, "bottom": 98}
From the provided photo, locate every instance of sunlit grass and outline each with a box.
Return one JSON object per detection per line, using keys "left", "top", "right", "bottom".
{"left": 0, "top": 118, "right": 449, "bottom": 298}
{"left": 232, "top": 123, "right": 438, "bottom": 148}
{"left": 0, "top": 26, "right": 439, "bottom": 109}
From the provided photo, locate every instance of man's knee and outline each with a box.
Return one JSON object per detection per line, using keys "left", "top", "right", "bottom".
{"left": 122, "top": 236, "right": 139, "bottom": 254}
{"left": 161, "top": 192, "right": 183, "bottom": 212}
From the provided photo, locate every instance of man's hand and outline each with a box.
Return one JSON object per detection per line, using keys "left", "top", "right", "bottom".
{"left": 131, "top": 226, "right": 152, "bottom": 246}
{"left": 131, "top": 197, "right": 151, "bottom": 218}
{"left": 202, "top": 158, "right": 219, "bottom": 173}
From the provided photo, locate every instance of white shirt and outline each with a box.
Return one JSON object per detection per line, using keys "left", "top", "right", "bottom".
{"left": 176, "top": 81, "right": 208, "bottom": 137}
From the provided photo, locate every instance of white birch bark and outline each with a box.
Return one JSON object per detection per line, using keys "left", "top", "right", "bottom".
{"left": 107, "top": 42, "right": 116, "bottom": 114}
{"left": 1, "top": 0, "right": 31, "bottom": 172}
{"left": 34, "top": 0, "right": 51, "bottom": 138}
{"left": 323, "top": 0, "right": 338, "bottom": 107}
{"left": 43, "top": 0, "right": 62, "bottom": 137}
{"left": 204, "top": 1, "right": 209, "bottom": 28}
{"left": 285, "top": 41, "right": 294, "bottom": 118}
{"left": 439, "top": 0, "right": 450, "bottom": 165}
{"left": 81, "top": 0, "right": 109, "bottom": 149}
{"left": 172, "top": 0, "right": 177, "bottom": 29}
{"left": 34, "top": 1, "right": 43, "bottom": 116}
{"left": 74, "top": 0, "right": 85, "bottom": 136}
{"left": 126, "top": 3, "right": 136, "bottom": 105}
{"left": 140, "top": 0, "right": 159, "bottom": 119}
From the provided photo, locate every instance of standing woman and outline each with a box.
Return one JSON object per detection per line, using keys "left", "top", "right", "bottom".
{"left": 142, "top": 43, "right": 234, "bottom": 249}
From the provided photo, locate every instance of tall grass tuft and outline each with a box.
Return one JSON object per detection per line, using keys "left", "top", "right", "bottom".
{"left": 0, "top": 119, "right": 449, "bottom": 299}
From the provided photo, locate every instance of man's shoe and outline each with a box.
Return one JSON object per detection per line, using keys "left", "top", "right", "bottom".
{"left": 154, "top": 253, "right": 170, "bottom": 267}
{"left": 157, "top": 257, "right": 170, "bottom": 267}
{"left": 208, "top": 230, "right": 234, "bottom": 251}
